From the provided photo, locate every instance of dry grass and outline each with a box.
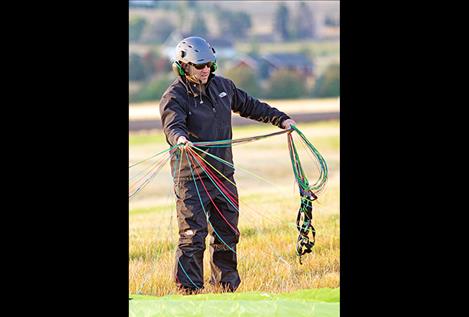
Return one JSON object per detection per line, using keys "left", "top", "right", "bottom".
{"left": 129, "top": 120, "right": 339, "bottom": 296}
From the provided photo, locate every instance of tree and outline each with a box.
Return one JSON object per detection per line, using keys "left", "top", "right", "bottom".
{"left": 300, "top": 45, "right": 316, "bottom": 61}
{"left": 129, "top": 16, "right": 147, "bottom": 42}
{"left": 143, "top": 17, "right": 175, "bottom": 43}
{"left": 266, "top": 70, "right": 307, "bottom": 99}
{"left": 216, "top": 10, "right": 252, "bottom": 38}
{"left": 325, "top": 14, "right": 340, "bottom": 27}
{"left": 187, "top": 0, "right": 198, "bottom": 9}
{"left": 248, "top": 39, "right": 260, "bottom": 59}
{"left": 274, "top": 3, "right": 290, "bottom": 40}
{"left": 191, "top": 12, "right": 208, "bottom": 36}
{"left": 313, "top": 64, "right": 340, "bottom": 98}
{"left": 130, "top": 74, "right": 175, "bottom": 102}
{"left": 177, "top": 1, "right": 188, "bottom": 33}
{"left": 129, "top": 53, "right": 145, "bottom": 81}
{"left": 224, "top": 66, "right": 262, "bottom": 97}
{"left": 293, "top": 2, "right": 315, "bottom": 39}
{"left": 232, "top": 12, "right": 252, "bottom": 38}
{"left": 141, "top": 50, "right": 160, "bottom": 79}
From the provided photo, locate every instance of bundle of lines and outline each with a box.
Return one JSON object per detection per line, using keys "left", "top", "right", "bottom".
{"left": 129, "top": 126, "right": 328, "bottom": 269}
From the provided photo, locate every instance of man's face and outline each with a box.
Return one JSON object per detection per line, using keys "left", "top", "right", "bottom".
{"left": 187, "top": 62, "right": 212, "bottom": 84}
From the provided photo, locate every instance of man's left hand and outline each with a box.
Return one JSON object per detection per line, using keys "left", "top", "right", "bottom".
{"left": 282, "top": 119, "right": 296, "bottom": 129}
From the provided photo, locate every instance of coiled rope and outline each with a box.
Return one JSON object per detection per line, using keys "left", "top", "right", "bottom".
{"left": 129, "top": 125, "right": 328, "bottom": 265}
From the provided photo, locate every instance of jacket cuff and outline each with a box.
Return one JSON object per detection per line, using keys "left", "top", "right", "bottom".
{"left": 169, "top": 133, "right": 185, "bottom": 147}
{"left": 278, "top": 115, "right": 292, "bottom": 128}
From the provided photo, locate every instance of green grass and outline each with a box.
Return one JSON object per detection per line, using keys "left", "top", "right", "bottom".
{"left": 131, "top": 287, "right": 339, "bottom": 301}
{"left": 130, "top": 300, "right": 338, "bottom": 317}
{"left": 236, "top": 40, "right": 339, "bottom": 57}
{"left": 130, "top": 288, "right": 340, "bottom": 317}
{"left": 129, "top": 120, "right": 339, "bottom": 147}
{"left": 129, "top": 119, "right": 339, "bottom": 297}
{"left": 129, "top": 132, "right": 167, "bottom": 146}
{"left": 130, "top": 204, "right": 175, "bottom": 215}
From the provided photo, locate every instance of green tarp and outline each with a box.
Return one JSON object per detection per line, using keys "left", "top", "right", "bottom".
{"left": 129, "top": 288, "right": 339, "bottom": 317}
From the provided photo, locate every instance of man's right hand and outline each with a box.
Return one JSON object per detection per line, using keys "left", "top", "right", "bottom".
{"left": 177, "top": 136, "right": 193, "bottom": 148}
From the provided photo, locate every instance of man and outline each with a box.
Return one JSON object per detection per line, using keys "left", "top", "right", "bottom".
{"left": 159, "top": 36, "right": 295, "bottom": 294}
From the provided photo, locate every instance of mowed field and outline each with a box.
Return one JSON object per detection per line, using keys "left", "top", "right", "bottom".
{"left": 129, "top": 119, "right": 339, "bottom": 297}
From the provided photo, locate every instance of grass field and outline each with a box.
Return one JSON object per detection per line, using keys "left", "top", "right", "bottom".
{"left": 235, "top": 40, "right": 339, "bottom": 58}
{"left": 130, "top": 288, "right": 339, "bottom": 317}
{"left": 129, "top": 120, "right": 339, "bottom": 297}
{"left": 130, "top": 39, "right": 339, "bottom": 59}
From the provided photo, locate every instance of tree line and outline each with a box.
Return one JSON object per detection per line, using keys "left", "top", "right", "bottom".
{"left": 129, "top": 2, "right": 339, "bottom": 101}
{"left": 130, "top": 51, "right": 339, "bottom": 102}
{"left": 130, "top": 1, "right": 338, "bottom": 43}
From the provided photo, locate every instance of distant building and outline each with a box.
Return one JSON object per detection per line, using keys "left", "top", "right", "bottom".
{"left": 261, "top": 53, "right": 314, "bottom": 78}
{"left": 222, "top": 52, "right": 314, "bottom": 91}
{"left": 225, "top": 54, "right": 260, "bottom": 73}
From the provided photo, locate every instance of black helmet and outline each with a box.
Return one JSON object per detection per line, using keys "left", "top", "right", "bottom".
{"left": 174, "top": 36, "right": 216, "bottom": 65}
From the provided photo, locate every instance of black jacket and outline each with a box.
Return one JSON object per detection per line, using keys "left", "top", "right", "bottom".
{"left": 159, "top": 74, "right": 290, "bottom": 181}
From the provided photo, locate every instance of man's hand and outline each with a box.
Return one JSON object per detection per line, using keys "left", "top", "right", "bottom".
{"left": 282, "top": 119, "right": 296, "bottom": 129}
{"left": 177, "top": 136, "right": 193, "bottom": 148}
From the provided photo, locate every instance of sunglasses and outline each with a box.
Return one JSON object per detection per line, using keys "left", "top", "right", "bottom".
{"left": 190, "top": 62, "right": 213, "bottom": 70}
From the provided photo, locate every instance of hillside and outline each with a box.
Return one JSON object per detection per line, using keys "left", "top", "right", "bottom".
{"left": 129, "top": 1, "right": 339, "bottom": 39}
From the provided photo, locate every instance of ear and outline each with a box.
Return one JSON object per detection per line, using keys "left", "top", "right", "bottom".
{"left": 182, "top": 63, "right": 190, "bottom": 74}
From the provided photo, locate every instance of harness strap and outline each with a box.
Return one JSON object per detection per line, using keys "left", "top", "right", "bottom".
{"left": 296, "top": 190, "right": 317, "bottom": 264}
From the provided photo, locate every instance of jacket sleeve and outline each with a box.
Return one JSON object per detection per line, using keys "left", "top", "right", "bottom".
{"left": 230, "top": 80, "right": 291, "bottom": 128}
{"left": 159, "top": 92, "right": 189, "bottom": 146}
